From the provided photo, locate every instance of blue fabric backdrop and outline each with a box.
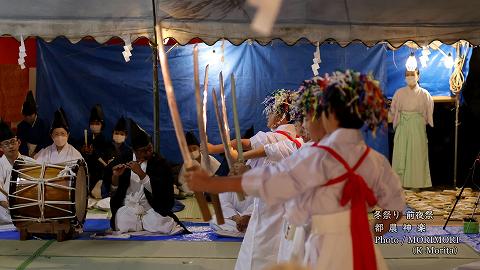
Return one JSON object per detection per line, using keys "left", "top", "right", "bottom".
{"left": 385, "top": 44, "right": 472, "bottom": 98}
{"left": 40, "top": 38, "right": 448, "bottom": 162}
{"left": 36, "top": 37, "right": 154, "bottom": 143}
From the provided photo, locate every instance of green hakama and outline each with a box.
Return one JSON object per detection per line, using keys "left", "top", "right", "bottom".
{"left": 392, "top": 112, "right": 432, "bottom": 188}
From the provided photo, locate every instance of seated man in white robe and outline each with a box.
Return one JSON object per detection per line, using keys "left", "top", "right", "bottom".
{"left": 178, "top": 131, "right": 220, "bottom": 196}
{"left": 0, "top": 121, "right": 35, "bottom": 224}
{"left": 35, "top": 108, "right": 83, "bottom": 164}
{"left": 210, "top": 192, "right": 254, "bottom": 237}
{"left": 110, "top": 119, "right": 188, "bottom": 234}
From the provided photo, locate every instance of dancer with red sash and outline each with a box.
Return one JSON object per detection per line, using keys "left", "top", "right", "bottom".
{"left": 186, "top": 70, "right": 405, "bottom": 270}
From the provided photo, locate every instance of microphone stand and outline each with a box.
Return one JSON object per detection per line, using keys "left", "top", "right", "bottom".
{"left": 443, "top": 153, "right": 479, "bottom": 229}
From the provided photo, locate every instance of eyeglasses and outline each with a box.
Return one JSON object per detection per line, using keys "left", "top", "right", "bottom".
{"left": 0, "top": 137, "right": 18, "bottom": 148}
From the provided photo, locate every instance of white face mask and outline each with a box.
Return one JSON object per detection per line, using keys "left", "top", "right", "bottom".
{"left": 113, "top": 134, "right": 126, "bottom": 144}
{"left": 90, "top": 124, "right": 102, "bottom": 134}
{"left": 405, "top": 76, "right": 417, "bottom": 87}
{"left": 190, "top": 150, "right": 200, "bottom": 160}
{"left": 53, "top": 135, "right": 68, "bottom": 147}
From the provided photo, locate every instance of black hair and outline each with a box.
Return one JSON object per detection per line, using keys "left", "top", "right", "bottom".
{"left": 271, "top": 102, "right": 292, "bottom": 123}
{"left": 185, "top": 131, "right": 200, "bottom": 147}
{"left": 323, "top": 84, "right": 364, "bottom": 129}
{"left": 405, "top": 68, "right": 420, "bottom": 76}
{"left": 276, "top": 110, "right": 291, "bottom": 123}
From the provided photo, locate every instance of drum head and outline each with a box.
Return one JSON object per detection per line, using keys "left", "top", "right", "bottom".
{"left": 8, "top": 161, "right": 66, "bottom": 224}
{"left": 75, "top": 164, "right": 88, "bottom": 223}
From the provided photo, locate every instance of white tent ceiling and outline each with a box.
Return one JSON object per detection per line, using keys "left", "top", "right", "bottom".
{"left": 1, "top": 0, "right": 480, "bottom": 46}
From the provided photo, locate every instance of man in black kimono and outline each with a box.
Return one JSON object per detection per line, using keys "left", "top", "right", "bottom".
{"left": 80, "top": 104, "right": 110, "bottom": 197}
{"left": 16, "top": 91, "right": 51, "bottom": 157}
{"left": 109, "top": 119, "right": 188, "bottom": 234}
{"left": 101, "top": 116, "right": 132, "bottom": 198}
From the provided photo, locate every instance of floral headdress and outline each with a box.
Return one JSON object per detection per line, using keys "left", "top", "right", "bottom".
{"left": 323, "top": 70, "right": 388, "bottom": 134}
{"left": 293, "top": 77, "right": 329, "bottom": 121}
{"left": 262, "top": 89, "right": 295, "bottom": 120}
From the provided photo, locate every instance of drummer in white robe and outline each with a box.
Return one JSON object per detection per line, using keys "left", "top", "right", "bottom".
{"left": 0, "top": 121, "right": 35, "bottom": 224}
{"left": 35, "top": 108, "right": 83, "bottom": 164}
{"left": 187, "top": 71, "right": 405, "bottom": 270}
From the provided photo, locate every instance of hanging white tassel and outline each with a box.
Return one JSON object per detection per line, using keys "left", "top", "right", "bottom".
{"left": 122, "top": 35, "right": 133, "bottom": 62}
{"left": 419, "top": 46, "right": 430, "bottom": 68}
{"left": 312, "top": 42, "right": 321, "bottom": 76}
{"left": 122, "top": 50, "right": 131, "bottom": 62}
{"left": 18, "top": 35, "right": 26, "bottom": 69}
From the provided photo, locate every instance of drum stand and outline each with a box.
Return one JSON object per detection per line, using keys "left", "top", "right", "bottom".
{"left": 17, "top": 221, "right": 77, "bottom": 241}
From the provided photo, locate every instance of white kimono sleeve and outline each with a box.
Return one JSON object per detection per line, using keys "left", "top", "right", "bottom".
{"left": 34, "top": 147, "right": 48, "bottom": 163}
{"left": 264, "top": 140, "right": 297, "bottom": 162}
{"left": 242, "top": 149, "right": 327, "bottom": 207}
{"left": 178, "top": 159, "right": 201, "bottom": 193}
{"left": 203, "top": 155, "right": 221, "bottom": 175}
{"left": 140, "top": 176, "right": 152, "bottom": 192}
{"left": 0, "top": 191, "right": 7, "bottom": 202}
{"left": 250, "top": 131, "right": 270, "bottom": 149}
{"left": 389, "top": 90, "right": 400, "bottom": 128}
{"left": 209, "top": 155, "right": 221, "bottom": 173}
{"left": 219, "top": 192, "right": 240, "bottom": 218}
{"left": 372, "top": 156, "right": 406, "bottom": 212}
{"left": 240, "top": 199, "right": 254, "bottom": 216}
{"left": 0, "top": 167, "right": 8, "bottom": 202}
{"left": 424, "top": 92, "right": 434, "bottom": 127}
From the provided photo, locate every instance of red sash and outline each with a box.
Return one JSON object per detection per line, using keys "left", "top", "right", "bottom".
{"left": 275, "top": 130, "right": 302, "bottom": 148}
{"left": 312, "top": 142, "right": 377, "bottom": 270}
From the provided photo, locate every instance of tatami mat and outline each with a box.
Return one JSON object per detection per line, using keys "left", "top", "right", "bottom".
{"left": 380, "top": 243, "right": 480, "bottom": 259}
{"left": 43, "top": 241, "right": 240, "bottom": 258}
{"left": 0, "top": 256, "right": 31, "bottom": 270}
{"left": 386, "top": 258, "right": 480, "bottom": 270}
{"left": 1, "top": 235, "right": 479, "bottom": 270}
{"left": 1, "top": 196, "right": 479, "bottom": 269}
{"left": 0, "top": 240, "right": 48, "bottom": 256}
{"left": 175, "top": 197, "right": 215, "bottom": 221}
{"left": 28, "top": 257, "right": 236, "bottom": 270}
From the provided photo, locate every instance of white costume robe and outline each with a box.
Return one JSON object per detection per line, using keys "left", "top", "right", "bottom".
{"left": 265, "top": 137, "right": 304, "bottom": 162}
{"left": 273, "top": 139, "right": 315, "bottom": 264}
{"left": 209, "top": 192, "right": 254, "bottom": 236}
{"left": 242, "top": 128, "right": 405, "bottom": 270}
{"left": 35, "top": 143, "right": 83, "bottom": 164}
{"left": 235, "top": 123, "right": 297, "bottom": 270}
{"left": 115, "top": 154, "right": 177, "bottom": 234}
{"left": 389, "top": 85, "right": 434, "bottom": 128}
{"left": 178, "top": 154, "right": 220, "bottom": 193}
{"left": 390, "top": 85, "right": 434, "bottom": 188}
{"left": 0, "top": 154, "right": 35, "bottom": 224}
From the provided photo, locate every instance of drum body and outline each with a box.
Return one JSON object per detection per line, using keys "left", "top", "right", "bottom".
{"left": 8, "top": 160, "right": 87, "bottom": 227}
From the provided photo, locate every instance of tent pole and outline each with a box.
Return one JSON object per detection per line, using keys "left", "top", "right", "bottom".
{"left": 453, "top": 94, "right": 459, "bottom": 188}
{"left": 151, "top": 0, "right": 161, "bottom": 153}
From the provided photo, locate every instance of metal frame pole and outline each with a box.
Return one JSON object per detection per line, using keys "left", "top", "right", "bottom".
{"left": 151, "top": 0, "right": 160, "bottom": 153}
